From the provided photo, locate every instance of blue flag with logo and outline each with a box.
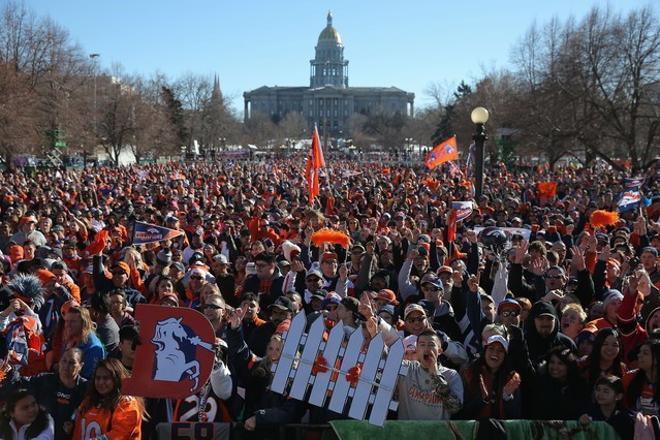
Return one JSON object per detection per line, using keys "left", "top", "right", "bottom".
{"left": 617, "top": 178, "right": 651, "bottom": 213}
{"left": 132, "top": 221, "right": 184, "bottom": 245}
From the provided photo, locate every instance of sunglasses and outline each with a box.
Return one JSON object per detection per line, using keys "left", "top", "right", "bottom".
{"left": 501, "top": 310, "right": 519, "bottom": 318}
{"left": 190, "top": 275, "right": 203, "bottom": 280}
{"left": 545, "top": 274, "right": 563, "bottom": 279}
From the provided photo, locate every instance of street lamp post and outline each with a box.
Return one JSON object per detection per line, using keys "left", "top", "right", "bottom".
{"left": 471, "top": 107, "right": 489, "bottom": 199}
{"left": 89, "top": 53, "right": 100, "bottom": 169}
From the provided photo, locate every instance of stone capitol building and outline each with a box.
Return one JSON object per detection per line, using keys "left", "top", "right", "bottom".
{"left": 243, "top": 12, "right": 415, "bottom": 138}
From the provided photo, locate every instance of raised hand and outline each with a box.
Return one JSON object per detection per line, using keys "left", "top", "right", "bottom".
{"left": 228, "top": 307, "right": 245, "bottom": 330}
{"left": 364, "top": 316, "right": 378, "bottom": 338}
{"left": 467, "top": 272, "right": 481, "bottom": 293}
{"left": 304, "top": 225, "right": 314, "bottom": 245}
{"left": 598, "top": 244, "right": 611, "bottom": 262}
{"left": 407, "top": 248, "right": 419, "bottom": 261}
{"left": 571, "top": 245, "right": 586, "bottom": 271}
{"left": 649, "top": 219, "right": 660, "bottom": 235}
{"left": 513, "top": 240, "right": 528, "bottom": 265}
{"left": 358, "top": 292, "right": 374, "bottom": 320}
{"left": 431, "top": 228, "right": 443, "bottom": 241}
{"left": 503, "top": 371, "right": 521, "bottom": 396}
{"left": 464, "top": 230, "right": 478, "bottom": 244}
{"left": 529, "top": 257, "right": 548, "bottom": 276}
{"left": 338, "top": 262, "right": 348, "bottom": 281}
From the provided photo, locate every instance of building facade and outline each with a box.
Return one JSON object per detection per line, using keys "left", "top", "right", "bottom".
{"left": 243, "top": 12, "right": 415, "bottom": 138}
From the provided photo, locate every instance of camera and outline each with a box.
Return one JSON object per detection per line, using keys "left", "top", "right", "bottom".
{"left": 627, "top": 257, "right": 640, "bottom": 275}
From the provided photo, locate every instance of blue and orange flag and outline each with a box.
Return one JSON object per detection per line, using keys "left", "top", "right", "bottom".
{"left": 132, "top": 221, "right": 184, "bottom": 245}
{"left": 305, "top": 125, "right": 325, "bottom": 205}
{"left": 425, "top": 136, "right": 458, "bottom": 170}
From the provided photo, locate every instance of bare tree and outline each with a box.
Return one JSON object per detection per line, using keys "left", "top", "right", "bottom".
{"left": 576, "top": 6, "right": 660, "bottom": 170}
{"left": 174, "top": 73, "right": 211, "bottom": 149}
{"left": 279, "top": 111, "right": 308, "bottom": 141}
{"left": 0, "top": 61, "right": 38, "bottom": 159}
{"left": 511, "top": 5, "right": 660, "bottom": 171}
{"left": 242, "top": 111, "right": 276, "bottom": 146}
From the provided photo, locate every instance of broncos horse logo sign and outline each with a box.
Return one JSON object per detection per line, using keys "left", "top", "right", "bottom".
{"left": 122, "top": 305, "right": 215, "bottom": 399}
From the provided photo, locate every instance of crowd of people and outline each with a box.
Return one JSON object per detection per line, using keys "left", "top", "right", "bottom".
{"left": 0, "top": 158, "right": 657, "bottom": 439}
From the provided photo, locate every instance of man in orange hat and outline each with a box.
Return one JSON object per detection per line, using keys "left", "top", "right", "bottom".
{"left": 93, "top": 258, "right": 145, "bottom": 308}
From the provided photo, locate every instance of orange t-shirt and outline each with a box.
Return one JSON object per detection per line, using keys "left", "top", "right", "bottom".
{"left": 73, "top": 396, "right": 142, "bottom": 440}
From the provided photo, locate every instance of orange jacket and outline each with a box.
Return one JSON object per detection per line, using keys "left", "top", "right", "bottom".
{"left": 73, "top": 396, "right": 142, "bottom": 440}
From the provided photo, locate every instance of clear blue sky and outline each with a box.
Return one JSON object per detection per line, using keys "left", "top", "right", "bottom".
{"left": 24, "top": 0, "right": 653, "bottom": 112}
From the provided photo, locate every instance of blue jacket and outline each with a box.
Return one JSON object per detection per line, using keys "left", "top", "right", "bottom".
{"left": 78, "top": 332, "right": 106, "bottom": 379}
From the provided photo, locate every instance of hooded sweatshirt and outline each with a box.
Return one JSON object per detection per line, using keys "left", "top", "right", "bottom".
{"left": 396, "top": 361, "right": 463, "bottom": 420}
{"left": 524, "top": 301, "right": 576, "bottom": 365}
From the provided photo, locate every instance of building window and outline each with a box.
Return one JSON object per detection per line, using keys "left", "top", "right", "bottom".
{"left": 334, "top": 109, "right": 337, "bottom": 117}
{"left": 320, "top": 100, "right": 323, "bottom": 106}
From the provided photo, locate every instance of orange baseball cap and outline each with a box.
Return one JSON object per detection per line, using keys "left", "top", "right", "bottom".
{"left": 375, "top": 289, "right": 399, "bottom": 306}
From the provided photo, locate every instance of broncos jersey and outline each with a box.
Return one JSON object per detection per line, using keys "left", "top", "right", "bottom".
{"left": 173, "top": 389, "right": 232, "bottom": 423}
{"left": 73, "top": 396, "right": 142, "bottom": 440}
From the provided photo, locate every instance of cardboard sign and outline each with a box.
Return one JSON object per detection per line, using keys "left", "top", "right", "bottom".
{"left": 271, "top": 312, "right": 407, "bottom": 426}
{"left": 122, "top": 305, "right": 216, "bottom": 399}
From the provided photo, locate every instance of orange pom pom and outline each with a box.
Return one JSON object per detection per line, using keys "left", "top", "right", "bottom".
{"left": 310, "top": 228, "right": 351, "bottom": 249}
{"left": 590, "top": 210, "right": 619, "bottom": 228}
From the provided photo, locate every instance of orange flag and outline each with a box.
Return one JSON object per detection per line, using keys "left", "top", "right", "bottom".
{"left": 425, "top": 136, "right": 458, "bottom": 170}
{"left": 305, "top": 125, "right": 325, "bottom": 205}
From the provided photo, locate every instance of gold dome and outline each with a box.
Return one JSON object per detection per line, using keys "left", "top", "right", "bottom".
{"left": 318, "top": 11, "right": 342, "bottom": 44}
{"left": 318, "top": 26, "right": 342, "bottom": 44}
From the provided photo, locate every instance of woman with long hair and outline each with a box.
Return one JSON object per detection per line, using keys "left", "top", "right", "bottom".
{"left": 581, "top": 328, "right": 626, "bottom": 387}
{"left": 623, "top": 338, "right": 659, "bottom": 416}
{"left": 73, "top": 358, "right": 144, "bottom": 440}
{"left": 458, "top": 335, "right": 522, "bottom": 419}
{"left": 531, "top": 346, "right": 590, "bottom": 420}
{"left": 60, "top": 305, "right": 106, "bottom": 379}
{"left": 0, "top": 389, "right": 54, "bottom": 440}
